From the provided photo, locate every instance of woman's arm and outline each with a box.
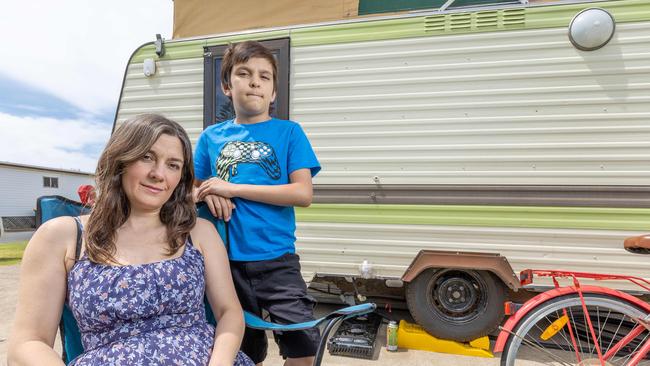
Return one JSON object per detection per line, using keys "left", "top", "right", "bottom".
{"left": 192, "top": 219, "right": 245, "bottom": 366}
{"left": 7, "top": 217, "right": 76, "bottom": 366}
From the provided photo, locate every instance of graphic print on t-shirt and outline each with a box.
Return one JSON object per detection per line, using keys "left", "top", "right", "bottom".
{"left": 216, "top": 141, "right": 281, "bottom": 181}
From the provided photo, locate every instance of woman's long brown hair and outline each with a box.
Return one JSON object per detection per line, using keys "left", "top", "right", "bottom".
{"left": 85, "top": 114, "right": 196, "bottom": 265}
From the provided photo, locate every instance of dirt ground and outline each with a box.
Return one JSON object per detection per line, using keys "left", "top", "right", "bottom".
{"left": 0, "top": 262, "right": 501, "bottom": 366}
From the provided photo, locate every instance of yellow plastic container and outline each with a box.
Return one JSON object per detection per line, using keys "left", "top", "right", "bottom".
{"left": 396, "top": 320, "right": 493, "bottom": 358}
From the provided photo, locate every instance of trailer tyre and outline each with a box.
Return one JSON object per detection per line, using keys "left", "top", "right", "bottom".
{"left": 406, "top": 268, "right": 506, "bottom": 342}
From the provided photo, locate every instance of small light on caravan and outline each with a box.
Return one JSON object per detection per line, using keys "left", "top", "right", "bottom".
{"left": 569, "top": 8, "right": 616, "bottom": 51}
{"left": 143, "top": 58, "right": 156, "bottom": 77}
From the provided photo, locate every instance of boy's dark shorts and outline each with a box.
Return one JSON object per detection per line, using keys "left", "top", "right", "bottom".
{"left": 230, "top": 253, "right": 320, "bottom": 364}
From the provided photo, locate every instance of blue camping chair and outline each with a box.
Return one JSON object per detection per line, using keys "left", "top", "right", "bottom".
{"left": 36, "top": 195, "right": 376, "bottom": 366}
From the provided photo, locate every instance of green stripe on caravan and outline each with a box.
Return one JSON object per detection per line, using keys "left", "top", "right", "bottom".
{"left": 295, "top": 204, "right": 650, "bottom": 231}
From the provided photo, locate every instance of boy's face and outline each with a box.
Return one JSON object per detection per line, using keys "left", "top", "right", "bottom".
{"left": 223, "top": 57, "right": 276, "bottom": 123}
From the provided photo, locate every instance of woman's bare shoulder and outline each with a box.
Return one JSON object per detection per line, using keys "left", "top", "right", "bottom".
{"left": 27, "top": 216, "right": 78, "bottom": 260}
{"left": 36, "top": 216, "right": 77, "bottom": 240}
{"left": 190, "top": 218, "right": 222, "bottom": 253}
{"left": 193, "top": 218, "right": 220, "bottom": 236}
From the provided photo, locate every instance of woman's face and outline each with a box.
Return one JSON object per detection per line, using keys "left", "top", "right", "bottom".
{"left": 121, "top": 134, "right": 185, "bottom": 213}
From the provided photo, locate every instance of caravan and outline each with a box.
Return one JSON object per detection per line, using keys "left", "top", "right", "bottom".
{"left": 111, "top": 0, "right": 650, "bottom": 341}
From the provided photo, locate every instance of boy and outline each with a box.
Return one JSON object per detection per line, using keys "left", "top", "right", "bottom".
{"left": 193, "top": 41, "right": 321, "bottom": 366}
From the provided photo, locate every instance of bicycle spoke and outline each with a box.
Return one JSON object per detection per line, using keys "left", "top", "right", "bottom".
{"left": 615, "top": 330, "right": 649, "bottom": 366}
{"left": 582, "top": 304, "right": 592, "bottom": 359}
{"left": 569, "top": 305, "right": 586, "bottom": 362}
{"left": 502, "top": 327, "right": 575, "bottom": 366}
{"left": 594, "top": 305, "right": 601, "bottom": 356}
{"left": 605, "top": 315, "right": 627, "bottom": 359}
{"left": 605, "top": 322, "right": 646, "bottom": 364}
{"left": 628, "top": 337, "right": 650, "bottom": 366}
{"left": 560, "top": 326, "right": 576, "bottom": 359}
{"left": 596, "top": 308, "right": 612, "bottom": 356}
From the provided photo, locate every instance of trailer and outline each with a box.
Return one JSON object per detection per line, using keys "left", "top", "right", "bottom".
{"left": 112, "top": 0, "right": 650, "bottom": 341}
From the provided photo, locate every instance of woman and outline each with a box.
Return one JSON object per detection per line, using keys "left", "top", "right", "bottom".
{"left": 8, "top": 114, "right": 254, "bottom": 366}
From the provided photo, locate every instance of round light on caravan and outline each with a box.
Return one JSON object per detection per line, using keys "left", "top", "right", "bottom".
{"left": 568, "top": 8, "right": 615, "bottom": 51}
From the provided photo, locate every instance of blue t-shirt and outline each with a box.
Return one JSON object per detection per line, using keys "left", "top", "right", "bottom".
{"left": 194, "top": 118, "right": 320, "bottom": 261}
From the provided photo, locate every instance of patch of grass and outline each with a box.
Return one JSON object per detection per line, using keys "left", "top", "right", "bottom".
{"left": 0, "top": 241, "right": 28, "bottom": 266}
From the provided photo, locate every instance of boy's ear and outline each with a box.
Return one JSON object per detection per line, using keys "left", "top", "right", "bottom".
{"left": 221, "top": 82, "right": 231, "bottom": 97}
{"left": 271, "top": 89, "right": 277, "bottom": 104}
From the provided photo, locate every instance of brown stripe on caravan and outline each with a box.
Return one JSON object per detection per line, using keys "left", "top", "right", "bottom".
{"left": 312, "top": 185, "right": 650, "bottom": 208}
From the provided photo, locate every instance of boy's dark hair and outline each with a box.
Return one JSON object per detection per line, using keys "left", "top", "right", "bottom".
{"left": 220, "top": 41, "right": 278, "bottom": 92}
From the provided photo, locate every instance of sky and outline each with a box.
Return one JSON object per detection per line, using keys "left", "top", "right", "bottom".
{"left": 0, "top": 1, "right": 174, "bottom": 173}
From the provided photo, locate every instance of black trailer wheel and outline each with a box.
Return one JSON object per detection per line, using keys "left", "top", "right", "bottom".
{"left": 405, "top": 268, "right": 506, "bottom": 342}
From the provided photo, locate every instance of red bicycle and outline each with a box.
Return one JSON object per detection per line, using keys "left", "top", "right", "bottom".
{"left": 494, "top": 235, "right": 650, "bottom": 366}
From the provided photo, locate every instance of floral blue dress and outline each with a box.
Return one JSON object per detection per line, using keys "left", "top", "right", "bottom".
{"left": 67, "top": 237, "right": 254, "bottom": 366}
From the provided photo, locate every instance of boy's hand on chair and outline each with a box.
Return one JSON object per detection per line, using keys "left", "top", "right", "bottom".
{"left": 203, "top": 194, "right": 236, "bottom": 222}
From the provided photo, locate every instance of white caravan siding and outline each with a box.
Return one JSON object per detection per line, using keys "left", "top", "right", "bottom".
{"left": 295, "top": 222, "right": 649, "bottom": 291}
{"left": 116, "top": 23, "right": 650, "bottom": 185}
{"left": 0, "top": 164, "right": 94, "bottom": 217}
{"left": 116, "top": 58, "right": 205, "bottom": 144}
{"left": 291, "top": 22, "right": 650, "bottom": 186}
{"left": 288, "top": 22, "right": 650, "bottom": 288}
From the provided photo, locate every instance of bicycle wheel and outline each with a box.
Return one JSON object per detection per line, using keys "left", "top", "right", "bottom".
{"left": 501, "top": 293, "right": 650, "bottom": 366}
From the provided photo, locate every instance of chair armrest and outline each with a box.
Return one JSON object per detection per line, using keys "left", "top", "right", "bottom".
{"left": 244, "top": 312, "right": 320, "bottom": 331}
{"left": 243, "top": 303, "right": 377, "bottom": 331}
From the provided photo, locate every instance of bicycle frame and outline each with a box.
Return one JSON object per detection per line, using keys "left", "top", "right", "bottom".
{"left": 494, "top": 269, "right": 650, "bottom": 365}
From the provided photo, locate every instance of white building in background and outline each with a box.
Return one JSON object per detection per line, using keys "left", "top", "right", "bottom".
{"left": 0, "top": 162, "right": 94, "bottom": 230}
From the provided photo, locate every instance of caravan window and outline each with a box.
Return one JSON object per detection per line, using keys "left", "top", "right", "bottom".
{"left": 203, "top": 38, "right": 290, "bottom": 128}
{"left": 359, "top": 0, "right": 522, "bottom": 14}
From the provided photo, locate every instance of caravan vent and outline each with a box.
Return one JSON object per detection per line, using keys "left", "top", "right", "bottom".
{"left": 424, "top": 15, "right": 446, "bottom": 32}
{"left": 424, "top": 8, "right": 526, "bottom": 34}
{"left": 502, "top": 8, "right": 526, "bottom": 27}
{"left": 450, "top": 13, "right": 472, "bottom": 31}
{"left": 476, "top": 11, "right": 499, "bottom": 29}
